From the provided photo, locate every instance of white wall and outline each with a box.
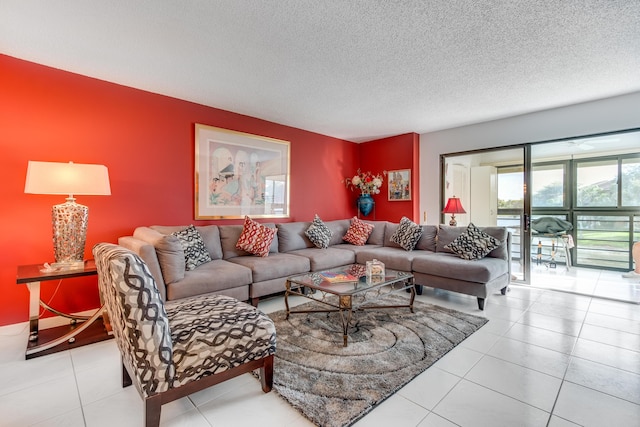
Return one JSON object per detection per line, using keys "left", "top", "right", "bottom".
{"left": 419, "top": 91, "right": 640, "bottom": 224}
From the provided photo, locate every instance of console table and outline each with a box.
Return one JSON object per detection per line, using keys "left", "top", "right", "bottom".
{"left": 16, "top": 260, "right": 112, "bottom": 359}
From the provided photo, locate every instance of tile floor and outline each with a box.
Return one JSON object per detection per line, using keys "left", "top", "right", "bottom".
{"left": 1, "top": 267, "right": 639, "bottom": 426}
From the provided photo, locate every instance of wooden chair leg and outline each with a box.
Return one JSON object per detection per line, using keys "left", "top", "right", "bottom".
{"left": 145, "top": 395, "right": 162, "bottom": 427}
{"left": 260, "top": 354, "right": 274, "bottom": 392}
{"left": 477, "top": 297, "right": 485, "bottom": 310}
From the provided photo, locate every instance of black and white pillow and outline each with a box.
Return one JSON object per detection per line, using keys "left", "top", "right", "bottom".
{"left": 172, "top": 225, "right": 212, "bottom": 270}
{"left": 305, "top": 214, "right": 333, "bottom": 249}
{"left": 445, "top": 223, "right": 501, "bottom": 260}
{"left": 391, "top": 216, "right": 423, "bottom": 251}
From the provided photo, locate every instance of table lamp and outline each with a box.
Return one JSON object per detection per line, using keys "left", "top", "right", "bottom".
{"left": 25, "top": 161, "right": 111, "bottom": 269}
{"left": 442, "top": 196, "right": 466, "bottom": 226}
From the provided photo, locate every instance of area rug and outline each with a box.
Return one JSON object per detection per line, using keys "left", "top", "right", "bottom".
{"left": 263, "top": 294, "right": 488, "bottom": 427}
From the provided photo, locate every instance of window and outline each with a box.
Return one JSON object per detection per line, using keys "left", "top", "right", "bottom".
{"left": 621, "top": 157, "right": 640, "bottom": 207}
{"left": 575, "top": 215, "right": 630, "bottom": 269}
{"left": 532, "top": 163, "right": 565, "bottom": 208}
{"left": 576, "top": 159, "right": 618, "bottom": 207}
{"left": 497, "top": 166, "right": 523, "bottom": 209}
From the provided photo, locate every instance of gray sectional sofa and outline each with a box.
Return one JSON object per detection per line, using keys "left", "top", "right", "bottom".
{"left": 118, "top": 219, "right": 511, "bottom": 310}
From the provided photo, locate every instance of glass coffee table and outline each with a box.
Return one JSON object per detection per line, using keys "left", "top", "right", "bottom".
{"left": 285, "top": 264, "right": 415, "bottom": 346}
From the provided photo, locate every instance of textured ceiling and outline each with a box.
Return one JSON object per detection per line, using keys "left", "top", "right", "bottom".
{"left": 2, "top": 1, "right": 640, "bottom": 142}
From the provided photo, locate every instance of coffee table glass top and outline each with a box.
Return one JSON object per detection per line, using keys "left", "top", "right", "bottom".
{"left": 287, "top": 264, "right": 412, "bottom": 295}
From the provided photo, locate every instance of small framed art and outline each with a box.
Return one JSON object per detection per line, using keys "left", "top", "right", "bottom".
{"left": 388, "top": 169, "right": 411, "bottom": 201}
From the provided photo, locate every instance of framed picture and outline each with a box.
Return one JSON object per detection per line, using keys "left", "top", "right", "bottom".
{"left": 388, "top": 169, "right": 411, "bottom": 201}
{"left": 195, "top": 124, "right": 290, "bottom": 219}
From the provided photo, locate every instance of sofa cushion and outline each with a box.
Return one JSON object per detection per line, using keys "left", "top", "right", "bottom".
{"left": 286, "top": 247, "right": 356, "bottom": 271}
{"left": 228, "top": 253, "right": 310, "bottom": 283}
{"left": 343, "top": 217, "right": 374, "bottom": 246}
{"left": 476, "top": 226, "right": 509, "bottom": 260}
{"left": 165, "top": 259, "right": 252, "bottom": 300}
{"left": 436, "top": 225, "right": 466, "bottom": 254}
{"left": 133, "top": 227, "right": 185, "bottom": 285}
{"left": 362, "top": 220, "right": 386, "bottom": 245}
{"left": 305, "top": 215, "right": 332, "bottom": 249}
{"left": 444, "top": 223, "right": 501, "bottom": 260}
{"left": 194, "top": 226, "right": 223, "bottom": 260}
{"left": 236, "top": 216, "right": 277, "bottom": 257}
{"left": 415, "top": 225, "right": 438, "bottom": 252}
{"left": 172, "top": 225, "right": 212, "bottom": 270}
{"left": 355, "top": 246, "right": 418, "bottom": 272}
{"left": 153, "top": 235, "right": 185, "bottom": 284}
{"left": 390, "top": 217, "right": 423, "bottom": 251}
{"left": 326, "top": 219, "right": 351, "bottom": 246}
{"left": 277, "top": 221, "right": 313, "bottom": 252}
{"left": 332, "top": 243, "right": 383, "bottom": 255}
{"left": 412, "top": 252, "right": 508, "bottom": 283}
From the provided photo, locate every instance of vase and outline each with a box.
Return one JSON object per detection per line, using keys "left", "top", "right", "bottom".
{"left": 357, "top": 194, "right": 374, "bottom": 216}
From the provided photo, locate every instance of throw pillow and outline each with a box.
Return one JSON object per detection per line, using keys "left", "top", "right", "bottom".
{"left": 236, "top": 216, "right": 276, "bottom": 257}
{"left": 342, "top": 216, "right": 374, "bottom": 246}
{"left": 391, "top": 216, "right": 423, "bottom": 251}
{"left": 445, "top": 223, "right": 501, "bottom": 260}
{"left": 172, "top": 225, "right": 212, "bottom": 270}
{"left": 305, "top": 214, "right": 333, "bottom": 249}
{"left": 154, "top": 234, "right": 186, "bottom": 284}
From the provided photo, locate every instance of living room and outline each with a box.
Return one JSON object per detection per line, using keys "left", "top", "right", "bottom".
{"left": 2, "top": 2, "right": 640, "bottom": 426}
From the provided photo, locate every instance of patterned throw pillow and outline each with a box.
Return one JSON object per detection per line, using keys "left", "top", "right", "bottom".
{"left": 445, "top": 223, "right": 501, "bottom": 260}
{"left": 305, "top": 214, "right": 333, "bottom": 249}
{"left": 236, "top": 216, "right": 276, "bottom": 257}
{"left": 342, "top": 216, "right": 375, "bottom": 246}
{"left": 391, "top": 216, "right": 423, "bottom": 251}
{"left": 172, "top": 225, "right": 212, "bottom": 270}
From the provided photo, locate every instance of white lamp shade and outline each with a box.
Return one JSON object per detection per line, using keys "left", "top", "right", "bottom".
{"left": 25, "top": 161, "right": 111, "bottom": 196}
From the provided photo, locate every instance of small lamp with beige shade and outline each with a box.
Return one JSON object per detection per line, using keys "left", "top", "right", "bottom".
{"left": 25, "top": 161, "right": 111, "bottom": 269}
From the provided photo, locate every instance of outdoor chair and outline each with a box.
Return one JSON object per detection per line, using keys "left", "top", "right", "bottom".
{"left": 93, "top": 243, "right": 276, "bottom": 427}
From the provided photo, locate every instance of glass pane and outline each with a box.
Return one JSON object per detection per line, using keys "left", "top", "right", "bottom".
{"left": 576, "top": 215, "right": 629, "bottom": 269}
{"left": 497, "top": 168, "right": 523, "bottom": 209}
{"left": 621, "top": 158, "right": 640, "bottom": 207}
{"left": 576, "top": 160, "right": 618, "bottom": 207}
{"left": 532, "top": 164, "right": 564, "bottom": 207}
{"left": 497, "top": 213, "right": 521, "bottom": 260}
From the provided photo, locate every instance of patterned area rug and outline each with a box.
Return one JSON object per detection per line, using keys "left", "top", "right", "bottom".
{"left": 265, "top": 294, "right": 488, "bottom": 427}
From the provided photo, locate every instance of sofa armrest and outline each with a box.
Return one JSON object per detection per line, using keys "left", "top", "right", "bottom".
{"left": 118, "top": 236, "right": 167, "bottom": 300}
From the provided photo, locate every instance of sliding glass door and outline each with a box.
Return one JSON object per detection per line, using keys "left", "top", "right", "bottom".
{"left": 440, "top": 128, "right": 640, "bottom": 290}
{"left": 441, "top": 146, "right": 529, "bottom": 283}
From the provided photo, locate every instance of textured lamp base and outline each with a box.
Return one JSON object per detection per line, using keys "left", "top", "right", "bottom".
{"left": 449, "top": 215, "right": 457, "bottom": 226}
{"left": 52, "top": 198, "right": 88, "bottom": 266}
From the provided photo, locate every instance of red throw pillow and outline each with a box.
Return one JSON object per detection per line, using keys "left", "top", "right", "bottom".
{"left": 236, "top": 216, "right": 276, "bottom": 257}
{"left": 342, "top": 216, "right": 374, "bottom": 246}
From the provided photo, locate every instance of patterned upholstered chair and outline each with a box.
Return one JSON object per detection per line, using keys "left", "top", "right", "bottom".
{"left": 93, "top": 243, "right": 276, "bottom": 427}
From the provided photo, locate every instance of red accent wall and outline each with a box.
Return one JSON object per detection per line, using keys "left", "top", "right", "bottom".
{"left": 0, "top": 54, "right": 420, "bottom": 326}
{"left": 359, "top": 133, "right": 420, "bottom": 222}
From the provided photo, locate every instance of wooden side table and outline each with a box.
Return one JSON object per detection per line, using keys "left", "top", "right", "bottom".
{"left": 16, "top": 260, "right": 112, "bottom": 359}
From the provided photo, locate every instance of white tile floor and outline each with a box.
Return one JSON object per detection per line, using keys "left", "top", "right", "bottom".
{"left": 1, "top": 267, "right": 639, "bottom": 427}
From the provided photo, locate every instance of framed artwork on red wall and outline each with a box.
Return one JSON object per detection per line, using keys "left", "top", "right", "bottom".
{"left": 388, "top": 169, "right": 411, "bottom": 201}
{"left": 194, "top": 124, "right": 290, "bottom": 219}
